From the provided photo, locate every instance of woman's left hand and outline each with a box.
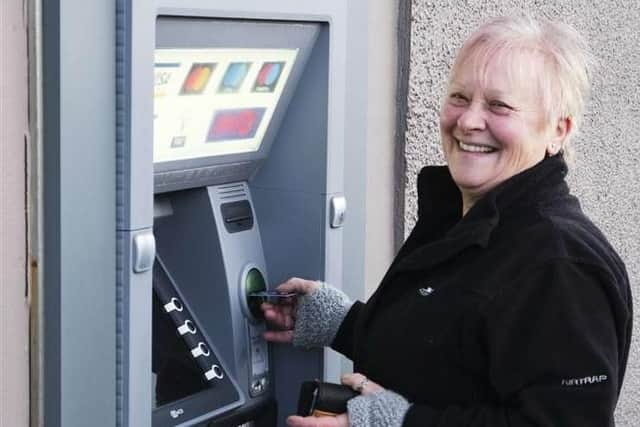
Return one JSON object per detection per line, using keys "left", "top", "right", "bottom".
{"left": 285, "top": 373, "right": 384, "bottom": 426}
{"left": 341, "top": 372, "right": 384, "bottom": 395}
{"left": 286, "top": 413, "right": 349, "bottom": 427}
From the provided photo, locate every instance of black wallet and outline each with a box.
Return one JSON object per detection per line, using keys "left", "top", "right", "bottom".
{"left": 297, "top": 380, "right": 358, "bottom": 417}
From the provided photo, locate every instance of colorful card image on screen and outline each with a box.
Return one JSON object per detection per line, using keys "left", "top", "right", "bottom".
{"left": 180, "top": 63, "right": 216, "bottom": 95}
{"left": 207, "top": 108, "right": 266, "bottom": 142}
{"left": 253, "top": 62, "right": 284, "bottom": 93}
{"left": 218, "top": 62, "right": 251, "bottom": 93}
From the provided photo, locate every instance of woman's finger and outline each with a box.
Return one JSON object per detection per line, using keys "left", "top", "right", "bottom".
{"left": 286, "top": 413, "right": 348, "bottom": 427}
{"left": 277, "top": 277, "right": 320, "bottom": 295}
{"left": 341, "top": 372, "right": 384, "bottom": 395}
{"left": 262, "top": 329, "right": 294, "bottom": 343}
{"left": 262, "top": 303, "right": 296, "bottom": 329}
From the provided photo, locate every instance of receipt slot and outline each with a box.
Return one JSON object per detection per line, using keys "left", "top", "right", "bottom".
{"left": 113, "top": 2, "right": 366, "bottom": 427}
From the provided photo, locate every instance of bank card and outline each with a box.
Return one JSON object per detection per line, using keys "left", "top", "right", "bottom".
{"left": 248, "top": 290, "right": 296, "bottom": 299}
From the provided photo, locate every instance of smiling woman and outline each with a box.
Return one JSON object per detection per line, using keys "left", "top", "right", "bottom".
{"left": 260, "top": 14, "right": 632, "bottom": 427}
{"left": 440, "top": 17, "right": 591, "bottom": 214}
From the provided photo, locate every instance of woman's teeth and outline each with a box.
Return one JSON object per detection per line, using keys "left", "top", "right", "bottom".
{"left": 457, "top": 140, "right": 495, "bottom": 153}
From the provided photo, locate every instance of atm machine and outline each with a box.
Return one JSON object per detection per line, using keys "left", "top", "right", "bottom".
{"left": 114, "top": 2, "right": 365, "bottom": 427}
{"left": 147, "top": 18, "right": 323, "bottom": 426}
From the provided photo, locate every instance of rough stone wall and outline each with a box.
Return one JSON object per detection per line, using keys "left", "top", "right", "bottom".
{"left": 404, "top": 1, "right": 639, "bottom": 424}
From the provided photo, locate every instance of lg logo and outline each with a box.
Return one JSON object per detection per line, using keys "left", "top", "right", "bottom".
{"left": 170, "top": 408, "right": 185, "bottom": 419}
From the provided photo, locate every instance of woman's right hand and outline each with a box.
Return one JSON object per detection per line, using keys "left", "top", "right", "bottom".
{"left": 261, "top": 277, "right": 320, "bottom": 344}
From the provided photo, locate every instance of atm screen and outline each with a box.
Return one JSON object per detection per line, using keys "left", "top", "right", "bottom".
{"left": 153, "top": 48, "right": 298, "bottom": 163}
{"left": 152, "top": 18, "right": 320, "bottom": 192}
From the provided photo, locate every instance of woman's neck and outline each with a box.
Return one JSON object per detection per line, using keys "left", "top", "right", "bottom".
{"left": 461, "top": 192, "right": 480, "bottom": 216}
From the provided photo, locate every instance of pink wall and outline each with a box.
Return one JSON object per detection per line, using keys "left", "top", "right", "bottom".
{"left": 1, "top": 0, "right": 30, "bottom": 425}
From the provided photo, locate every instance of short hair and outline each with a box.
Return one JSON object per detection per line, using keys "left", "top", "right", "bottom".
{"left": 449, "top": 15, "right": 595, "bottom": 163}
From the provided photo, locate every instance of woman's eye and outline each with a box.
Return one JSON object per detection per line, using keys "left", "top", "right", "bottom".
{"left": 488, "top": 100, "right": 513, "bottom": 113}
{"left": 449, "top": 93, "right": 468, "bottom": 105}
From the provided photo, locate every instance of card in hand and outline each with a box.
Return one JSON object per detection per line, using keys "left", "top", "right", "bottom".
{"left": 248, "top": 290, "right": 296, "bottom": 299}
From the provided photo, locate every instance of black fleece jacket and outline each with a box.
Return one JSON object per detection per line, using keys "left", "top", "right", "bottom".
{"left": 332, "top": 155, "right": 632, "bottom": 426}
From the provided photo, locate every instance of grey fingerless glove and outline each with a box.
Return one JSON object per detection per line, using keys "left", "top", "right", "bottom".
{"left": 292, "top": 282, "right": 353, "bottom": 348}
{"left": 347, "top": 390, "right": 411, "bottom": 427}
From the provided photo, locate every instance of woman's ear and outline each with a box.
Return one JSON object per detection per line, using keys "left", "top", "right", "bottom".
{"left": 547, "top": 116, "right": 573, "bottom": 156}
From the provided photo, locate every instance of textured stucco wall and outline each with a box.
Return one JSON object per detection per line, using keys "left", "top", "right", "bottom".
{"left": 404, "top": 1, "right": 639, "bottom": 424}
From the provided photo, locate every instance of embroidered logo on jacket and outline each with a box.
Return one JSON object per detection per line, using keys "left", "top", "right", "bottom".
{"left": 561, "top": 374, "right": 607, "bottom": 386}
{"left": 418, "top": 287, "right": 434, "bottom": 296}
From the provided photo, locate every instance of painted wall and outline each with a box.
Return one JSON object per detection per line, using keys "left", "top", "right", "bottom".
{"left": 403, "top": 1, "right": 639, "bottom": 424}
{"left": 0, "top": 0, "right": 30, "bottom": 426}
{"left": 364, "top": 1, "right": 398, "bottom": 295}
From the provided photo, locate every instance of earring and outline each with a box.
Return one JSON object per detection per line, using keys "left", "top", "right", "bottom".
{"left": 549, "top": 143, "right": 557, "bottom": 154}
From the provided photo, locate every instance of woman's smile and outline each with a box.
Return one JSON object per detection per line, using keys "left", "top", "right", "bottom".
{"left": 455, "top": 139, "right": 498, "bottom": 153}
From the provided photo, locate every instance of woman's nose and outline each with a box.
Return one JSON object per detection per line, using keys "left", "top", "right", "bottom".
{"left": 456, "top": 102, "right": 486, "bottom": 132}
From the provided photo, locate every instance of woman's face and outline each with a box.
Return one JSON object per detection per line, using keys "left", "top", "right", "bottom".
{"left": 440, "top": 51, "right": 554, "bottom": 206}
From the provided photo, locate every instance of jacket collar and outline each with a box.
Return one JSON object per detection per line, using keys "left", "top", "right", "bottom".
{"left": 393, "top": 154, "right": 569, "bottom": 273}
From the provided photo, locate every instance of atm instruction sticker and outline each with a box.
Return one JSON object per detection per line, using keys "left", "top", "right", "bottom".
{"left": 154, "top": 62, "right": 181, "bottom": 98}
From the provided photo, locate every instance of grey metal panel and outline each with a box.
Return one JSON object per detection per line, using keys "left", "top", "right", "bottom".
{"left": 249, "top": 187, "right": 325, "bottom": 424}
{"left": 251, "top": 25, "right": 329, "bottom": 195}
{"left": 154, "top": 161, "right": 260, "bottom": 194}
{"left": 42, "top": 0, "right": 61, "bottom": 424}
{"left": 207, "top": 184, "right": 271, "bottom": 399}
{"left": 117, "top": 2, "right": 155, "bottom": 426}
{"left": 116, "top": 232, "right": 127, "bottom": 426}
{"left": 342, "top": 1, "right": 368, "bottom": 300}
{"left": 337, "top": 0, "right": 368, "bottom": 378}
{"left": 321, "top": 191, "right": 345, "bottom": 383}
{"left": 117, "top": 0, "right": 155, "bottom": 231}
{"left": 321, "top": 9, "right": 348, "bottom": 197}
{"left": 156, "top": 0, "right": 343, "bottom": 20}
{"left": 42, "top": 1, "right": 117, "bottom": 426}
{"left": 117, "top": 230, "right": 153, "bottom": 427}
